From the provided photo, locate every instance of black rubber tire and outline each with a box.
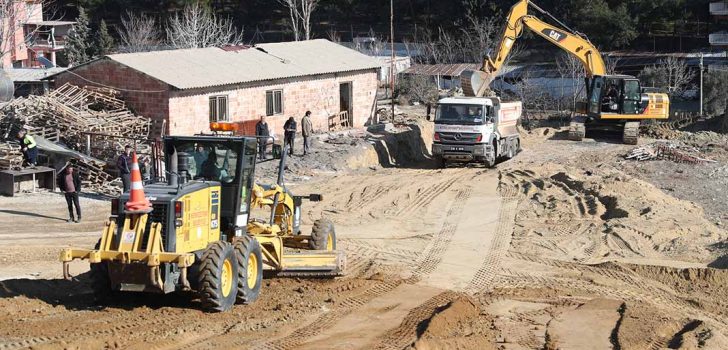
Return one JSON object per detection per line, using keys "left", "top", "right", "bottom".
{"left": 310, "top": 219, "right": 336, "bottom": 250}
{"left": 436, "top": 156, "right": 446, "bottom": 169}
{"left": 234, "top": 236, "right": 263, "bottom": 305}
{"left": 89, "top": 239, "right": 116, "bottom": 303}
{"left": 198, "top": 241, "right": 238, "bottom": 312}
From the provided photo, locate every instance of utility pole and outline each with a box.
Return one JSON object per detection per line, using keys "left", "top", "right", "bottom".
{"left": 699, "top": 53, "right": 704, "bottom": 116}
{"left": 390, "top": 0, "right": 395, "bottom": 122}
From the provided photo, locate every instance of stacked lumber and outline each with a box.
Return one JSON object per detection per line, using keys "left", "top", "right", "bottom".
{"left": 0, "top": 142, "right": 23, "bottom": 170}
{"left": 0, "top": 83, "right": 153, "bottom": 196}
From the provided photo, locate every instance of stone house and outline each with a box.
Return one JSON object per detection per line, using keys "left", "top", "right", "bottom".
{"left": 50, "top": 39, "right": 380, "bottom": 137}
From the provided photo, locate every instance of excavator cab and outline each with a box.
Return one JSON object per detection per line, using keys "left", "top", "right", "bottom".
{"left": 586, "top": 76, "right": 646, "bottom": 117}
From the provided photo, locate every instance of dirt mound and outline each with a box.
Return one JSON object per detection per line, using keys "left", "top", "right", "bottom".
{"left": 412, "top": 297, "right": 497, "bottom": 350}
{"left": 501, "top": 164, "right": 727, "bottom": 263}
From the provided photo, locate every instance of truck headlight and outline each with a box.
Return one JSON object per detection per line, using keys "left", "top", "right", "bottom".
{"left": 473, "top": 145, "right": 485, "bottom": 156}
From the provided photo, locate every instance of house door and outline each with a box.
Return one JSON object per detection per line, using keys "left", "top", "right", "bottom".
{"left": 339, "top": 82, "right": 353, "bottom": 127}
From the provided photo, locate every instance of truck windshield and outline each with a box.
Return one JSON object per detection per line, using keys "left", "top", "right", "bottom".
{"left": 435, "top": 104, "right": 485, "bottom": 125}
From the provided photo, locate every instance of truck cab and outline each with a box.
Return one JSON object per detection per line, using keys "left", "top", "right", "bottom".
{"left": 428, "top": 96, "right": 521, "bottom": 168}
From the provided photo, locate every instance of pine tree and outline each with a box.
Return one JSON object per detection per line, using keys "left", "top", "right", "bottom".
{"left": 96, "top": 20, "right": 115, "bottom": 56}
{"left": 66, "top": 7, "right": 92, "bottom": 66}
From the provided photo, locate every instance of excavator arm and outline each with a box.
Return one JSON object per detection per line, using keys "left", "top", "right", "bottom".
{"left": 462, "top": 0, "right": 606, "bottom": 97}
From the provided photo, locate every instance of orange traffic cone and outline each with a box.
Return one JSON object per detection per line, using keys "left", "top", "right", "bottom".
{"left": 124, "top": 152, "right": 153, "bottom": 213}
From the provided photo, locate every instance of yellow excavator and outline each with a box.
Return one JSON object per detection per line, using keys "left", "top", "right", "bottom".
{"left": 461, "top": 0, "right": 669, "bottom": 144}
{"left": 60, "top": 132, "right": 343, "bottom": 312}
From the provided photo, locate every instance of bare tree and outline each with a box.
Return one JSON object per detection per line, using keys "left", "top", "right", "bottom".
{"left": 639, "top": 56, "right": 695, "bottom": 97}
{"left": 117, "top": 12, "right": 161, "bottom": 53}
{"left": 605, "top": 56, "right": 620, "bottom": 75}
{"left": 276, "top": 0, "right": 320, "bottom": 41}
{"left": 166, "top": 3, "right": 243, "bottom": 49}
{"left": 557, "top": 52, "right": 586, "bottom": 115}
{"left": 0, "top": 0, "right": 52, "bottom": 68}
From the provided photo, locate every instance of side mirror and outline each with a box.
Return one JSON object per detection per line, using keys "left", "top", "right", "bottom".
{"left": 271, "top": 144, "right": 282, "bottom": 159}
{"left": 426, "top": 104, "right": 431, "bottom": 121}
{"left": 308, "top": 193, "right": 323, "bottom": 202}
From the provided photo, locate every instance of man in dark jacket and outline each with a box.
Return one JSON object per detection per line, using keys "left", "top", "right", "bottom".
{"left": 255, "top": 115, "right": 270, "bottom": 160}
{"left": 301, "top": 111, "right": 313, "bottom": 156}
{"left": 117, "top": 145, "right": 132, "bottom": 192}
{"left": 57, "top": 163, "right": 82, "bottom": 223}
{"left": 283, "top": 116, "right": 297, "bottom": 156}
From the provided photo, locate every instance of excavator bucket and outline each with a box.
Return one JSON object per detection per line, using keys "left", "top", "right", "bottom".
{"left": 461, "top": 69, "right": 495, "bottom": 97}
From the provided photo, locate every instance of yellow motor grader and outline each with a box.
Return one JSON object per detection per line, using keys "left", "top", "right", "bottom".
{"left": 60, "top": 135, "right": 344, "bottom": 312}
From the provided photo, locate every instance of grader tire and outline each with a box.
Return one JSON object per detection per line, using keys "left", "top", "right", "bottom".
{"left": 234, "top": 236, "right": 263, "bottom": 305}
{"left": 89, "top": 239, "right": 116, "bottom": 303}
{"left": 310, "top": 219, "right": 336, "bottom": 251}
{"left": 198, "top": 241, "right": 238, "bottom": 312}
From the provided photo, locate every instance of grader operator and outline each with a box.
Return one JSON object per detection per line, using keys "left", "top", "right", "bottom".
{"left": 60, "top": 135, "right": 343, "bottom": 312}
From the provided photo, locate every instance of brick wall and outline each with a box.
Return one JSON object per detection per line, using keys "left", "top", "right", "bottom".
{"left": 169, "top": 70, "right": 378, "bottom": 137}
{"left": 54, "top": 59, "right": 171, "bottom": 134}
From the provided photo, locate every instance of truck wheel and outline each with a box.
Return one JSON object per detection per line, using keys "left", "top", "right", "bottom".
{"left": 310, "top": 219, "right": 336, "bottom": 250}
{"left": 435, "top": 156, "right": 446, "bottom": 168}
{"left": 234, "top": 236, "right": 263, "bottom": 305}
{"left": 198, "top": 241, "right": 238, "bottom": 312}
{"left": 506, "top": 140, "right": 515, "bottom": 159}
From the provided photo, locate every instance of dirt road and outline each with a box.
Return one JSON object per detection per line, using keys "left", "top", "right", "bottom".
{"left": 1, "top": 123, "right": 727, "bottom": 349}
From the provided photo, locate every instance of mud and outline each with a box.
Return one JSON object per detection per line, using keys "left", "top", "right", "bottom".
{"left": 1, "top": 115, "right": 727, "bottom": 349}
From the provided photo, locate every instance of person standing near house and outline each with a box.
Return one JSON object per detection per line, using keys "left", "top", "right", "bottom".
{"left": 57, "top": 163, "right": 82, "bottom": 223}
{"left": 283, "top": 116, "right": 297, "bottom": 156}
{"left": 255, "top": 115, "right": 270, "bottom": 160}
{"left": 117, "top": 145, "right": 132, "bottom": 192}
{"left": 301, "top": 111, "right": 313, "bottom": 156}
{"left": 17, "top": 129, "right": 38, "bottom": 168}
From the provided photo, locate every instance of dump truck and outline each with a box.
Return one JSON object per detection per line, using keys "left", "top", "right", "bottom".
{"left": 428, "top": 96, "right": 522, "bottom": 168}
{"left": 61, "top": 133, "right": 344, "bottom": 312}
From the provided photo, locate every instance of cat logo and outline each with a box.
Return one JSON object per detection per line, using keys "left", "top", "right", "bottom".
{"left": 542, "top": 29, "right": 566, "bottom": 42}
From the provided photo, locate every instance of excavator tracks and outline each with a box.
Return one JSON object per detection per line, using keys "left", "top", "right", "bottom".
{"left": 622, "top": 121, "right": 640, "bottom": 145}
{"left": 568, "top": 119, "right": 585, "bottom": 141}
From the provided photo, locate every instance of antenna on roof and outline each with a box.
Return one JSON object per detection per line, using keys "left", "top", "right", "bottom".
{"left": 254, "top": 46, "right": 289, "bottom": 64}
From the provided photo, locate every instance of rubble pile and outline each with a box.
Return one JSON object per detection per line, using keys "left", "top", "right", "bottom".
{"left": 625, "top": 142, "right": 716, "bottom": 164}
{"left": 0, "top": 83, "right": 152, "bottom": 196}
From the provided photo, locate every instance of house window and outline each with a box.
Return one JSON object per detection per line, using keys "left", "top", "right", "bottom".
{"left": 266, "top": 89, "right": 283, "bottom": 116}
{"left": 209, "top": 95, "right": 229, "bottom": 122}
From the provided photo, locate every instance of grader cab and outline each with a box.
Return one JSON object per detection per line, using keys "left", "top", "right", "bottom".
{"left": 60, "top": 135, "right": 343, "bottom": 312}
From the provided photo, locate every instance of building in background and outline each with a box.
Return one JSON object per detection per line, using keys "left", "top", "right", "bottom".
{"left": 1, "top": 0, "right": 74, "bottom": 68}
{"left": 49, "top": 39, "right": 380, "bottom": 137}
{"left": 710, "top": 2, "right": 728, "bottom": 46}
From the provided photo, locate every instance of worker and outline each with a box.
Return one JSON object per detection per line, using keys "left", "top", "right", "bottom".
{"left": 255, "top": 115, "right": 270, "bottom": 160}
{"left": 283, "top": 116, "right": 297, "bottom": 156}
{"left": 140, "top": 156, "right": 151, "bottom": 183}
{"left": 116, "top": 145, "right": 132, "bottom": 192}
{"left": 17, "top": 129, "right": 37, "bottom": 168}
{"left": 192, "top": 144, "right": 207, "bottom": 177}
{"left": 603, "top": 84, "right": 619, "bottom": 111}
{"left": 57, "top": 163, "right": 82, "bottom": 223}
{"left": 301, "top": 111, "right": 313, "bottom": 156}
{"left": 201, "top": 152, "right": 221, "bottom": 180}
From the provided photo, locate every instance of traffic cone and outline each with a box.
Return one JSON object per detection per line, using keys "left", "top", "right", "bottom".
{"left": 124, "top": 152, "right": 152, "bottom": 214}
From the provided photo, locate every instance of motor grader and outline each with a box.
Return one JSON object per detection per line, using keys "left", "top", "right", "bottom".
{"left": 60, "top": 135, "right": 344, "bottom": 312}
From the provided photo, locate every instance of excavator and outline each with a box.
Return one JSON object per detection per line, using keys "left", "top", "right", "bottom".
{"left": 461, "top": 0, "right": 670, "bottom": 144}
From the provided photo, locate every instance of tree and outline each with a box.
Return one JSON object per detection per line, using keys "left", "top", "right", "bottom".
{"left": 118, "top": 12, "right": 162, "bottom": 53}
{"left": 703, "top": 69, "right": 728, "bottom": 117}
{"left": 276, "top": 0, "right": 320, "bottom": 41}
{"left": 0, "top": 0, "right": 51, "bottom": 68}
{"left": 66, "top": 7, "right": 93, "bottom": 66}
{"left": 556, "top": 52, "right": 586, "bottom": 115}
{"left": 95, "top": 20, "right": 115, "bottom": 55}
{"left": 166, "top": 3, "right": 243, "bottom": 49}
{"left": 639, "top": 57, "right": 695, "bottom": 98}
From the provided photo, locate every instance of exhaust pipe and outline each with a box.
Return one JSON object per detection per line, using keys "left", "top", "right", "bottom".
{"left": 168, "top": 146, "right": 178, "bottom": 187}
